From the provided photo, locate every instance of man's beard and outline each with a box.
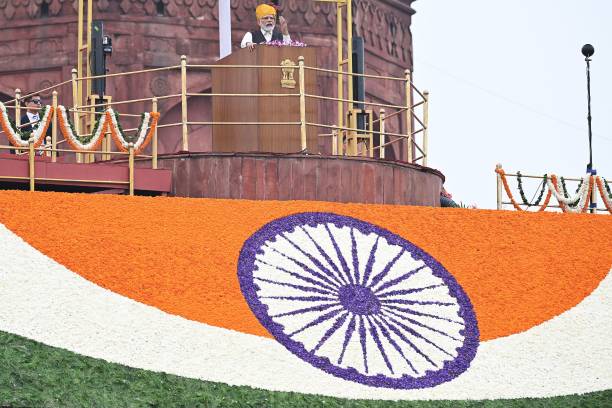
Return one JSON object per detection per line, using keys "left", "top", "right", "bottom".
{"left": 262, "top": 23, "right": 275, "bottom": 33}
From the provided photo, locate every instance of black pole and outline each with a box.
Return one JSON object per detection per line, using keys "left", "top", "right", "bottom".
{"left": 581, "top": 44, "right": 596, "bottom": 213}
{"left": 581, "top": 44, "right": 594, "bottom": 173}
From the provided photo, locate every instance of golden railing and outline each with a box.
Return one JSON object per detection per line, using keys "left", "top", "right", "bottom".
{"left": 1, "top": 54, "right": 430, "bottom": 194}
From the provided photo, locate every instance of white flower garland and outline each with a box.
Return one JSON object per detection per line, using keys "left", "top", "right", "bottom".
{"left": 59, "top": 105, "right": 109, "bottom": 151}
{"left": 107, "top": 108, "right": 153, "bottom": 153}
{"left": 0, "top": 101, "right": 52, "bottom": 147}
{"left": 546, "top": 175, "right": 590, "bottom": 205}
{"left": 547, "top": 175, "right": 592, "bottom": 213}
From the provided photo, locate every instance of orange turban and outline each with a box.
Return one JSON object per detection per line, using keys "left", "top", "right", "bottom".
{"left": 256, "top": 4, "right": 277, "bottom": 20}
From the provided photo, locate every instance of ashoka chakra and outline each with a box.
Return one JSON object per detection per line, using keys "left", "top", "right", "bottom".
{"left": 238, "top": 213, "right": 479, "bottom": 389}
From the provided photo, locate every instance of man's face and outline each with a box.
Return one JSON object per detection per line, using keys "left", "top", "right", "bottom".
{"left": 26, "top": 97, "right": 41, "bottom": 111}
{"left": 258, "top": 14, "right": 276, "bottom": 32}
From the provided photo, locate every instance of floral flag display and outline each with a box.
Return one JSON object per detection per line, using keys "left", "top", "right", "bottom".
{"left": 0, "top": 190, "right": 611, "bottom": 405}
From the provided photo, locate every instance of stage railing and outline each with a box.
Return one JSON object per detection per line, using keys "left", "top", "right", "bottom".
{"left": 495, "top": 165, "right": 610, "bottom": 214}
{"left": 1, "top": 53, "right": 430, "bottom": 193}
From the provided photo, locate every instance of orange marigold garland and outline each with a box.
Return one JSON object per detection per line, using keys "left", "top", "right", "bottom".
{"left": 0, "top": 101, "right": 54, "bottom": 149}
{"left": 108, "top": 109, "right": 159, "bottom": 155}
{"left": 596, "top": 176, "right": 612, "bottom": 214}
{"left": 58, "top": 105, "right": 108, "bottom": 152}
{"left": 495, "top": 167, "right": 552, "bottom": 212}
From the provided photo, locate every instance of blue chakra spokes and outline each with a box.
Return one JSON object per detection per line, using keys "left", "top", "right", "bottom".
{"left": 238, "top": 213, "right": 479, "bottom": 389}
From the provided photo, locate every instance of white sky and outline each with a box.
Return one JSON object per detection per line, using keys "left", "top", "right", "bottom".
{"left": 412, "top": 1, "right": 612, "bottom": 208}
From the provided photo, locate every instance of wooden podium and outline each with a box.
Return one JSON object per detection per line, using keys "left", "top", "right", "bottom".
{"left": 212, "top": 46, "right": 318, "bottom": 153}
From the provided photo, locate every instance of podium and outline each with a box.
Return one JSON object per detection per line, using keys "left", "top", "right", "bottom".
{"left": 212, "top": 46, "right": 318, "bottom": 153}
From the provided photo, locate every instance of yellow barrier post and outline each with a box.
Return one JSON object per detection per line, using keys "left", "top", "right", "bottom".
{"left": 336, "top": 1, "right": 344, "bottom": 157}
{"left": 496, "top": 163, "right": 503, "bottom": 210}
{"left": 72, "top": 68, "right": 82, "bottom": 163}
{"left": 405, "top": 69, "right": 413, "bottom": 163}
{"left": 152, "top": 97, "right": 158, "bottom": 169}
{"left": 15, "top": 89, "right": 21, "bottom": 129}
{"left": 298, "top": 56, "right": 307, "bottom": 152}
{"left": 379, "top": 108, "right": 386, "bottom": 159}
{"left": 28, "top": 140, "right": 35, "bottom": 191}
{"left": 128, "top": 143, "right": 135, "bottom": 196}
{"left": 51, "top": 90, "right": 58, "bottom": 162}
{"left": 423, "top": 90, "right": 429, "bottom": 167}
{"left": 180, "top": 55, "right": 189, "bottom": 151}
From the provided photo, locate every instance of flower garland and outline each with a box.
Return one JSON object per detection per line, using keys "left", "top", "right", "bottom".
{"left": 602, "top": 177, "right": 612, "bottom": 200}
{"left": 108, "top": 109, "right": 160, "bottom": 155}
{"left": 58, "top": 106, "right": 108, "bottom": 151}
{"left": 595, "top": 176, "right": 612, "bottom": 214}
{"left": 264, "top": 40, "right": 307, "bottom": 47}
{"left": 58, "top": 106, "right": 159, "bottom": 155}
{"left": 0, "top": 101, "right": 54, "bottom": 149}
{"left": 495, "top": 167, "right": 552, "bottom": 212}
{"left": 560, "top": 176, "right": 583, "bottom": 207}
{"left": 548, "top": 175, "right": 593, "bottom": 214}
{"left": 516, "top": 171, "right": 548, "bottom": 206}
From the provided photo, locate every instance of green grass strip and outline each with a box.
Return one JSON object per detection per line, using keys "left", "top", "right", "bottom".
{"left": 0, "top": 331, "right": 610, "bottom": 408}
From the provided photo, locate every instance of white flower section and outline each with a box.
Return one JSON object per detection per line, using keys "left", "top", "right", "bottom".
{"left": 0, "top": 223, "right": 611, "bottom": 400}
{"left": 546, "top": 176, "right": 591, "bottom": 212}
{"left": 59, "top": 105, "right": 107, "bottom": 151}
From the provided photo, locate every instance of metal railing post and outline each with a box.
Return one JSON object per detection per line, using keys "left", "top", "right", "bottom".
{"left": 423, "top": 90, "right": 429, "bottom": 167}
{"left": 51, "top": 90, "right": 58, "bottom": 162}
{"left": 28, "top": 140, "right": 35, "bottom": 191}
{"left": 128, "top": 143, "right": 134, "bottom": 196}
{"left": 15, "top": 89, "right": 21, "bottom": 128}
{"left": 298, "top": 56, "right": 307, "bottom": 152}
{"left": 72, "top": 68, "right": 82, "bottom": 163}
{"left": 180, "top": 55, "right": 189, "bottom": 151}
{"left": 152, "top": 97, "right": 158, "bottom": 169}
{"left": 332, "top": 129, "right": 338, "bottom": 155}
{"left": 405, "top": 69, "right": 413, "bottom": 163}
{"left": 379, "top": 108, "right": 386, "bottom": 159}
{"left": 496, "top": 163, "right": 503, "bottom": 210}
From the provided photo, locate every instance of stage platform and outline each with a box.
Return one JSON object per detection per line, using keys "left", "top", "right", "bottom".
{"left": 0, "top": 153, "right": 172, "bottom": 194}
{"left": 141, "top": 152, "right": 444, "bottom": 206}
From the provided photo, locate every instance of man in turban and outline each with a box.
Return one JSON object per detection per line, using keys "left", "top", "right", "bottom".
{"left": 240, "top": 4, "right": 291, "bottom": 51}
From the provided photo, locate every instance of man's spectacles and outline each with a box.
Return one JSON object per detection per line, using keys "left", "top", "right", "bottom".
{"left": 260, "top": 16, "right": 275, "bottom": 21}
{"left": 30, "top": 99, "right": 42, "bottom": 105}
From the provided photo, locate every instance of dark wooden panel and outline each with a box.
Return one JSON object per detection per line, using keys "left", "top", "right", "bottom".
{"left": 392, "top": 166, "right": 403, "bottom": 205}
{"left": 325, "top": 159, "right": 341, "bottom": 202}
{"left": 191, "top": 157, "right": 206, "bottom": 198}
{"left": 264, "top": 160, "right": 279, "bottom": 200}
{"left": 303, "top": 159, "right": 317, "bottom": 201}
{"left": 255, "top": 159, "right": 266, "bottom": 200}
{"left": 340, "top": 160, "right": 352, "bottom": 203}
{"left": 229, "top": 157, "right": 242, "bottom": 199}
{"left": 216, "top": 157, "right": 231, "bottom": 199}
{"left": 277, "top": 158, "right": 292, "bottom": 201}
{"left": 361, "top": 162, "right": 376, "bottom": 204}
{"left": 290, "top": 159, "right": 305, "bottom": 200}
{"left": 241, "top": 157, "right": 257, "bottom": 199}
{"left": 157, "top": 154, "right": 444, "bottom": 206}
{"left": 174, "top": 157, "right": 190, "bottom": 197}
{"left": 382, "top": 164, "right": 394, "bottom": 205}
